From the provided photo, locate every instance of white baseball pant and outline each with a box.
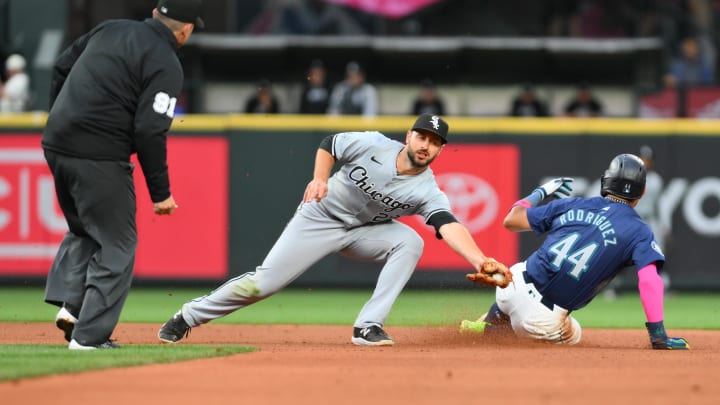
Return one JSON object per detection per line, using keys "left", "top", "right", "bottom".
{"left": 496, "top": 262, "right": 582, "bottom": 345}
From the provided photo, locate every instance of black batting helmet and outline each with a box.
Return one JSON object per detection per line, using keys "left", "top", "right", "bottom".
{"left": 600, "top": 154, "right": 646, "bottom": 200}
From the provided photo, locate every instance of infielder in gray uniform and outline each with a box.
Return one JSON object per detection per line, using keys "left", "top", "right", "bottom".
{"left": 158, "top": 113, "right": 499, "bottom": 346}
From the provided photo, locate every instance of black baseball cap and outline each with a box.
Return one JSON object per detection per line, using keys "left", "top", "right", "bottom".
{"left": 156, "top": 0, "right": 205, "bottom": 29}
{"left": 411, "top": 113, "right": 449, "bottom": 144}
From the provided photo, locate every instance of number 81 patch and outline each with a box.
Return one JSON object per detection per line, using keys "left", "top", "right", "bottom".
{"left": 153, "top": 91, "right": 177, "bottom": 118}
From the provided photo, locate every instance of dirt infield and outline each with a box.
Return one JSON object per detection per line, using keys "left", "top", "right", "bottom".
{"left": 1, "top": 322, "right": 719, "bottom": 405}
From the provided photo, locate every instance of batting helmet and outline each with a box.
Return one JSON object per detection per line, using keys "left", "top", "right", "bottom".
{"left": 600, "top": 154, "right": 646, "bottom": 200}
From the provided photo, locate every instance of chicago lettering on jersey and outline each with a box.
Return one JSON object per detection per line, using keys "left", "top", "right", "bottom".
{"left": 558, "top": 208, "right": 618, "bottom": 247}
{"left": 348, "top": 166, "right": 414, "bottom": 213}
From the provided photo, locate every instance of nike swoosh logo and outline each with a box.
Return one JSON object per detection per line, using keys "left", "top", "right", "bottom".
{"left": 370, "top": 156, "right": 382, "bottom": 164}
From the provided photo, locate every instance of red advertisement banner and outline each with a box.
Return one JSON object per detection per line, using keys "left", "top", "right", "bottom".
{"left": 638, "top": 90, "right": 677, "bottom": 118}
{"left": 687, "top": 87, "right": 720, "bottom": 118}
{"left": 0, "top": 134, "right": 228, "bottom": 279}
{"left": 638, "top": 87, "right": 720, "bottom": 118}
{"left": 400, "top": 144, "right": 519, "bottom": 270}
{"left": 0, "top": 135, "right": 64, "bottom": 274}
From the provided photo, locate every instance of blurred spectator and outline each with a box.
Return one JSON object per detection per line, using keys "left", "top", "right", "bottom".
{"left": 663, "top": 35, "right": 715, "bottom": 88}
{"left": 0, "top": 54, "right": 30, "bottom": 113}
{"left": 564, "top": 83, "right": 603, "bottom": 117}
{"left": 411, "top": 79, "right": 445, "bottom": 116}
{"left": 635, "top": 145, "right": 669, "bottom": 257}
{"left": 509, "top": 82, "right": 550, "bottom": 117}
{"left": 327, "top": 61, "right": 378, "bottom": 117}
{"left": 299, "top": 59, "right": 330, "bottom": 114}
{"left": 245, "top": 78, "right": 280, "bottom": 114}
{"left": 637, "top": 145, "right": 672, "bottom": 290}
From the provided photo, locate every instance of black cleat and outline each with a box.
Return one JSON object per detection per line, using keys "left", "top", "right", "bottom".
{"left": 158, "top": 311, "right": 191, "bottom": 343}
{"left": 351, "top": 325, "right": 394, "bottom": 346}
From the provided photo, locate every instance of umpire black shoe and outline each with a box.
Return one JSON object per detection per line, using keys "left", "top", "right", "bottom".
{"left": 158, "top": 310, "right": 191, "bottom": 343}
{"left": 351, "top": 325, "right": 394, "bottom": 346}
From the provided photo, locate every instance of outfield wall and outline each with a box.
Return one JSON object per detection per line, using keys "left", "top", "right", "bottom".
{"left": 0, "top": 114, "right": 718, "bottom": 290}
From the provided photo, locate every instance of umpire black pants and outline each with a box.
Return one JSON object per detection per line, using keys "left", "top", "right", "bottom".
{"left": 43, "top": 149, "right": 137, "bottom": 346}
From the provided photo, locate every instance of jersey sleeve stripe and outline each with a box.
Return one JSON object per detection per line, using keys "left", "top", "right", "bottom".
{"left": 424, "top": 208, "right": 452, "bottom": 223}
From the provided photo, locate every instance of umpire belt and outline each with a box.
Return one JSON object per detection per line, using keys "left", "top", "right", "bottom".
{"left": 522, "top": 271, "right": 557, "bottom": 311}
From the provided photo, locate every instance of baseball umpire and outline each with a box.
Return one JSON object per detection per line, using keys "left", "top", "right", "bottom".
{"left": 158, "top": 113, "right": 507, "bottom": 346}
{"left": 461, "top": 154, "right": 689, "bottom": 349}
{"left": 42, "top": 0, "right": 204, "bottom": 350}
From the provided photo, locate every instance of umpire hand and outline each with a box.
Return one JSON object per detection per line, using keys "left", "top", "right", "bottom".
{"left": 154, "top": 195, "right": 178, "bottom": 215}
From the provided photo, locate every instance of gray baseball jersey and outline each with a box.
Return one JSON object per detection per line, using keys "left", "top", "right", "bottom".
{"left": 179, "top": 131, "right": 453, "bottom": 332}
{"left": 300, "top": 131, "right": 452, "bottom": 227}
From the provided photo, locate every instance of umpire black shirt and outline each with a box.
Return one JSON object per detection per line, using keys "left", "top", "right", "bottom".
{"left": 42, "top": 18, "right": 183, "bottom": 202}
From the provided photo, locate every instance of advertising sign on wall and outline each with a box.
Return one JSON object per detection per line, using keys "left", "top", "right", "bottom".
{"left": 400, "top": 144, "right": 519, "bottom": 269}
{"left": 0, "top": 134, "right": 228, "bottom": 279}
{"left": 132, "top": 136, "right": 229, "bottom": 279}
{"left": 638, "top": 90, "right": 677, "bottom": 118}
{"left": 3, "top": 116, "right": 718, "bottom": 288}
{"left": 638, "top": 87, "right": 720, "bottom": 118}
{"left": 0, "top": 136, "right": 64, "bottom": 273}
{"left": 687, "top": 87, "right": 720, "bottom": 118}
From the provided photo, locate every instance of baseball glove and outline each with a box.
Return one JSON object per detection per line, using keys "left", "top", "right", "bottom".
{"left": 466, "top": 258, "right": 513, "bottom": 288}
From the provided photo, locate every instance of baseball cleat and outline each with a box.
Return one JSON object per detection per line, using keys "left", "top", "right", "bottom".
{"left": 351, "top": 325, "right": 394, "bottom": 346}
{"left": 459, "top": 319, "right": 489, "bottom": 334}
{"left": 68, "top": 339, "right": 121, "bottom": 350}
{"left": 158, "top": 310, "right": 191, "bottom": 343}
{"left": 55, "top": 307, "right": 78, "bottom": 342}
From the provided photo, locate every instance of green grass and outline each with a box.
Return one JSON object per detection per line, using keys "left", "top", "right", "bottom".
{"left": 1, "top": 287, "right": 718, "bottom": 328}
{"left": 0, "top": 344, "right": 253, "bottom": 381}
{"left": 0, "top": 286, "right": 718, "bottom": 382}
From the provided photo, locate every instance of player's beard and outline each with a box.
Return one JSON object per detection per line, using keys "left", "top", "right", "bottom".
{"left": 406, "top": 147, "right": 436, "bottom": 168}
